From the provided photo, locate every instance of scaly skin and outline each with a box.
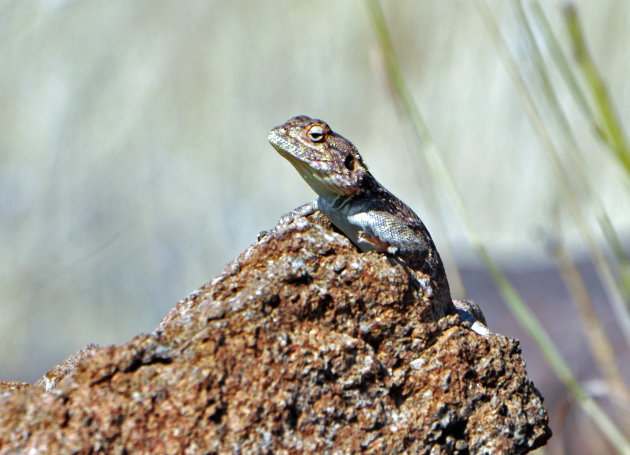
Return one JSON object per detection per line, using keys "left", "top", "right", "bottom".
{"left": 269, "top": 115, "right": 487, "bottom": 333}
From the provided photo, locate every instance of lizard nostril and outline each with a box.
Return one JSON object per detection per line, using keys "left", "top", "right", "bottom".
{"left": 344, "top": 155, "right": 355, "bottom": 171}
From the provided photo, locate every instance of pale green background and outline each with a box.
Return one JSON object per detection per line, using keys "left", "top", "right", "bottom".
{"left": 1, "top": 1, "right": 628, "bottom": 419}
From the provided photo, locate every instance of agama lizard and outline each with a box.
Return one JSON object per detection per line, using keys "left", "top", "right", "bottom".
{"left": 268, "top": 115, "right": 488, "bottom": 335}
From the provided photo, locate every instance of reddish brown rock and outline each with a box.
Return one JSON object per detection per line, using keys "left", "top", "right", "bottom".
{"left": 0, "top": 215, "right": 551, "bottom": 454}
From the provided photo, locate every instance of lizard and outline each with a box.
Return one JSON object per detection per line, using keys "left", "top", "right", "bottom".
{"left": 268, "top": 115, "right": 488, "bottom": 335}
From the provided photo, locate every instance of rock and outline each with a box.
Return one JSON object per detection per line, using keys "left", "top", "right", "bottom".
{"left": 0, "top": 215, "right": 551, "bottom": 454}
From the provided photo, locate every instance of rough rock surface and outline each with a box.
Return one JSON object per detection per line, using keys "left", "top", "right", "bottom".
{"left": 0, "top": 214, "right": 551, "bottom": 454}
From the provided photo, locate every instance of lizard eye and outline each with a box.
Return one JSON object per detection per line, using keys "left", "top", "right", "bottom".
{"left": 307, "top": 125, "right": 326, "bottom": 143}
{"left": 344, "top": 155, "right": 356, "bottom": 171}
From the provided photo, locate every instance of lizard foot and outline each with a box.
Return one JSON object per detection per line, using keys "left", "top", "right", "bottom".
{"left": 453, "top": 299, "right": 490, "bottom": 336}
{"left": 357, "top": 231, "right": 399, "bottom": 255}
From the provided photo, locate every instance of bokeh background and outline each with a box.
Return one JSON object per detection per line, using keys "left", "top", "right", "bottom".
{"left": 2, "top": 1, "right": 629, "bottom": 453}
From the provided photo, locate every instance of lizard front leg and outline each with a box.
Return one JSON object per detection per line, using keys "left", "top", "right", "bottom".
{"left": 278, "top": 200, "right": 319, "bottom": 225}
{"left": 259, "top": 201, "right": 319, "bottom": 240}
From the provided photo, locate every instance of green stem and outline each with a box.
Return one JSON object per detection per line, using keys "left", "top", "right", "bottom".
{"left": 564, "top": 4, "right": 630, "bottom": 176}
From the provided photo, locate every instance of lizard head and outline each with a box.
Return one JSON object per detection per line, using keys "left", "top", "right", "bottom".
{"left": 268, "top": 116, "right": 370, "bottom": 200}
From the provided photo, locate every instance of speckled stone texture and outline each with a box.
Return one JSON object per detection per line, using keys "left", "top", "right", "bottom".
{"left": 0, "top": 214, "right": 551, "bottom": 454}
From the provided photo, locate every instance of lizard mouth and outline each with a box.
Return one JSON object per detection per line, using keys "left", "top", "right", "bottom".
{"left": 269, "top": 132, "right": 356, "bottom": 199}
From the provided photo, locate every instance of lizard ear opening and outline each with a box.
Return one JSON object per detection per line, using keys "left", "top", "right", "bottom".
{"left": 344, "top": 155, "right": 356, "bottom": 171}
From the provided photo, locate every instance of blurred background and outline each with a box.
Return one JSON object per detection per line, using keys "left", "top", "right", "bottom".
{"left": 1, "top": 1, "right": 629, "bottom": 453}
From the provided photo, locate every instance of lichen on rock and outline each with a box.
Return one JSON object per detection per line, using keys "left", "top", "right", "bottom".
{"left": 0, "top": 214, "right": 551, "bottom": 454}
